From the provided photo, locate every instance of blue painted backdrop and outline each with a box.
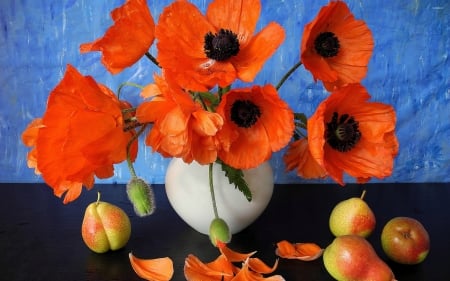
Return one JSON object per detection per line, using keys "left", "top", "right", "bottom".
{"left": 1, "top": 0, "right": 449, "bottom": 184}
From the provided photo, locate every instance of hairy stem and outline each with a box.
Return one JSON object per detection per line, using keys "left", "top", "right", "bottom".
{"left": 209, "top": 163, "right": 219, "bottom": 218}
{"left": 126, "top": 124, "right": 148, "bottom": 179}
{"left": 145, "top": 52, "right": 160, "bottom": 68}
{"left": 276, "top": 61, "right": 303, "bottom": 90}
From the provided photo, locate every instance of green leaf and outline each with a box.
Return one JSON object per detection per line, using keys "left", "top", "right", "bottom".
{"left": 219, "top": 161, "right": 252, "bottom": 202}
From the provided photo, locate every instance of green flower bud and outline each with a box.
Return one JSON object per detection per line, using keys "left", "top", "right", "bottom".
{"left": 209, "top": 218, "right": 231, "bottom": 246}
{"left": 126, "top": 177, "right": 155, "bottom": 217}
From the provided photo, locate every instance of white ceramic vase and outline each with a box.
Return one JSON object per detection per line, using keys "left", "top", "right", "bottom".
{"left": 165, "top": 158, "right": 274, "bottom": 235}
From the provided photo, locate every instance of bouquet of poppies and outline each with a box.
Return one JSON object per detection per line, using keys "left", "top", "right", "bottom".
{"left": 22, "top": 0, "right": 398, "bottom": 225}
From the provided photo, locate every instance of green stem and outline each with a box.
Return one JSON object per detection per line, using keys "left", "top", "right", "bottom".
{"left": 145, "top": 52, "right": 160, "bottom": 68}
{"left": 118, "top": 82, "right": 144, "bottom": 99}
{"left": 195, "top": 92, "right": 210, "bottom": 111}
{"left": 209, "top": 163, "right": 219, "bottom": 219}
{"left": 276, "top": 61, "right": 303, "bottom": 90}
{"left": 218, "top": 85, "right": 230, "bottom": 101}
{"left": 126, "top": 124, "right": 148, "bottom": 179}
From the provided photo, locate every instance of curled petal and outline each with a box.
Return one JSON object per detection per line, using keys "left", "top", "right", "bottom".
{"left": 184, "top": 254, "right": 234, "bottom": 281}
{"left": 248, "top": 258, "right": 279, "bottom": 274}
{"left": 129, "top": 253, "right": 174, "bottom": 281}
{"left": 275, "top": 240, "right": 323, "bottom": 261}
{"left": 191, "top": 110, "right": 224, "bottom": 136}
{"left": 141, "top": 83, "right": 162, "bottom": 99}
{"left": 283, "top": 138, "right": 327, "bottom": 179}
{"left": 21, "top": 118, "right": 44, "bottom": 147}
{"left": 233, "top": 258, "right": 285, "bottom": 281}
{"left": 218, "top": 243, "right": 257, "bottom": 263}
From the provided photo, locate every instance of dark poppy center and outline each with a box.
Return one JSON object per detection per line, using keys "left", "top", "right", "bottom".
{"left": 326, "top": 112, "right": 361, "bottom": 152}
{"left": 204, "top": 29, "right": 240, "bottom": 61}
{"left": 230, "top": 100, "right": 261, "bottom": 128}
{"left": 314, "top": 32, "right": 340, "bottom": 58}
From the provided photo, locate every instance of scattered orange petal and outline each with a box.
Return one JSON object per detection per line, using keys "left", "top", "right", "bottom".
{"left": 184, "top": 254, "right": 234, "bottom": 281}
{"left": 129, "top": 252, "right": 174, "bottom": 281}
{"left": 218, "top": 243, "right": 257, "bottom": 263}
{"left": 233, "top": 258, "right": 285, "bottom": 281}
{"left": 248, "top": 257, "right": 279, "bottom": 274}
{"left": 275, "top": 240, "right": 323, "bottom": 261}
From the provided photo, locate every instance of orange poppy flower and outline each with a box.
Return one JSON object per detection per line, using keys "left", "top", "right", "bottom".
{"left": 136, "top": 75, "right": 223, "bottom": 164}
{"left": 283, "top": 138, "right": 327, "bottom": 179}
{"left": 155, "top": 0, "right": 285, "bottom": 91}
{"left": 307, "top": 83, "right": 399, "bottom": 185}
{"left": 129, "top": 252, "right": 174, "bottom": 281}
{"left": 22, "top": 64, "right": 137, "bottom": 203}
{"left": 301, "top": 1, "right": 374, "bottom": 91}
{"left": 275, "top": 240, "right": 323, "bottom": 261}
{"left": 216, "top": 85, "right": 294, "bottom": 169}
{"left": 80, "top": 0, "right": 155, "bottom": 74}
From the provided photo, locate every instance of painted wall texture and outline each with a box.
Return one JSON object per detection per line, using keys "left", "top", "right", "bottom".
{"left": 0, "top": 0, "right": 449, "bottom": 184}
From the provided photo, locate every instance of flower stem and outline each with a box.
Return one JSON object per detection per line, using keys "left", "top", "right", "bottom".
{"left": 126, "top": 124, "right": 148, "bottom": 179}
{"left": 276, "top": 61, "right": 303, "bottom": 90}
{"left": 145, "top": 52, "right": 160, "bottom": 68}
{"left": 209, "top": 163, "right": 219, "bottom": 219}
{"left": 117, "top": 82, "right": 144, "bottom": 99}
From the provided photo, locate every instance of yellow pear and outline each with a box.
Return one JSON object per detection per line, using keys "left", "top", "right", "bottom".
{"left": 329, "top": 190, "right": 376, "bottom": 237}
{"left": 81, "top": 192, "right": 131, "bottom": 253}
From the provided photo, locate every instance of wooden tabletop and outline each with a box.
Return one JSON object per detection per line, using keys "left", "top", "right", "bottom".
{"left": 1, "top": 182, "right": 449, "bottom": 280}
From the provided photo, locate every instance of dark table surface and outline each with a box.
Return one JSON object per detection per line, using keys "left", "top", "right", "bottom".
{"left": 1, "top": 182, "right": 449, "bottom": 281}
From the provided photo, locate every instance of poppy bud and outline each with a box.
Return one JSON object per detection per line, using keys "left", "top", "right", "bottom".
{"left": 209, "top": 218, "right": 231, "bottom": 247}
{"left": 126, "top": 177, "right": 155, "bottom": 217}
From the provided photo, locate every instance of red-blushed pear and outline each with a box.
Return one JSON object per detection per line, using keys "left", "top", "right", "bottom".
{"left": 329, "top": 190, "right": 376, "bottom": 237}
{"left": 323, "top": 235, "right": 397, "bottom": 281}
{"left": 81, "top": 192, "right": 131, "bottom": 253}
{"left": 381, "top": 216, "right": 430, "bottom": 264}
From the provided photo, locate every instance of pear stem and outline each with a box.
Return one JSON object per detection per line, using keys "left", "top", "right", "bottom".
{"left": 96, "top": 192, "right": 101, "bottom": 205}
{"left": 360, "top": 190, "right": 367, "bottom": 200}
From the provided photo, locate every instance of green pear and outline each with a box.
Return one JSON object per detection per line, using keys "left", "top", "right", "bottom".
{"left": 323, "top": 235, "right": 396, "bottom": 281}
{"left": 329, "top": 190, "right": 376, "bottom": 237}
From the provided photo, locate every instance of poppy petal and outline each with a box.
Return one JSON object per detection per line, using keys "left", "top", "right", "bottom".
{"left": 248, "top": 258, "right": 279, "bottom": 274}
{"left": 184, "top": 254, "right": 234, "bottom": 281}
{"left": 80, "top": 0, "right": 155, "bottom": 74}
{"left": 22, "top": 118, "right": 44, "bottom": 147}
{"left": 283, "top": 138, "right": 328, "bottom": 179}
{"left": 275, "top": 240, "right": 323, "bottom": 261}
{"left": 218, "top": 244, "right": 257, "bottom": 263}
{"left": 129, "top": 253, "right": 174, "bottom": 281}
{"left": 232, "top": 22, "right": 285, "bottom": 82}
{"left": 206, "top": 0, "right": 261, "bottom": 46}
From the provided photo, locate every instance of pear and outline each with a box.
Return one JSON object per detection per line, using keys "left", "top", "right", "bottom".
{"left": 81, "top": 192, "right": 131, "bottom": 253}
{"left": 329, "top": 190, "right": 376, "bottom": 237}
{"left": 323, "top": 235, "right": 396, "bottom": 281}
